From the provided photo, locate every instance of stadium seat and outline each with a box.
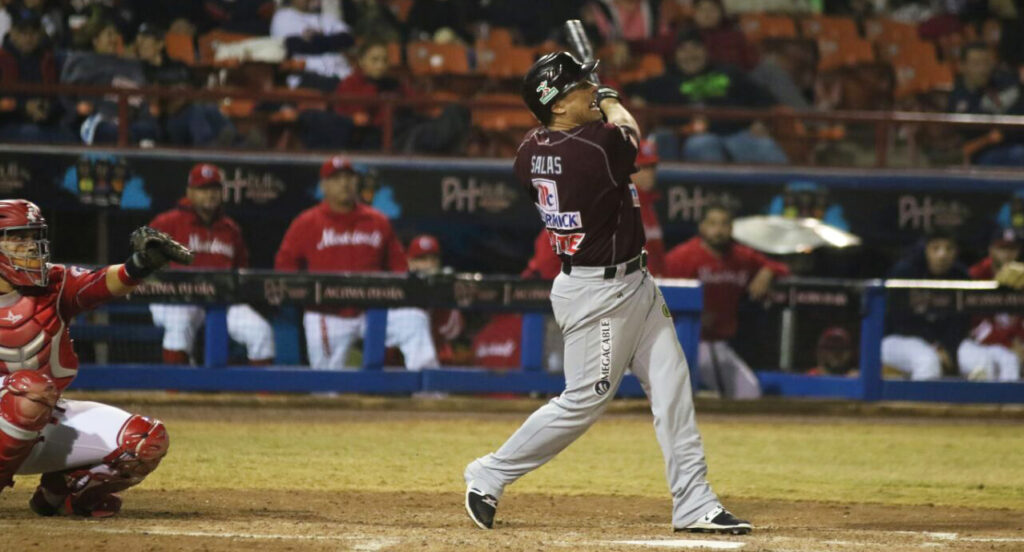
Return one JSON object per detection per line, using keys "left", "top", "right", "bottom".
{"left": 480, "top": 47, "right": 535, "bottom": 79}
{"left": 387, "top": 42, "right": 402, "bottom": 67}
{"left": 817, "top": 37, "right": 874, "bottom": 71}
{"left": 800, "top": 15, "right": 858, "bottom": 40}
{"left": 472, "top": 93, "right": 536, "bottom": 131}
{"left": 165, "top": 32, "right": 196, "bottom": 65}
{"left": 877, "top": 38, "right": 939, "bottom": 66}
{"left": 864, "top": 19, "right": 917, "bottom": 44}
{"left": 739, "top": 13, "right": 797, "bottom": 42}
{"left": 617, "top": 53, "right": 666, "bottom": 84}
{"left": 406, "top": 42, "right": 470, "bottom": 75}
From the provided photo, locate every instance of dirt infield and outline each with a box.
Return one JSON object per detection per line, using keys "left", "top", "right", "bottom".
{"left": 2, "top": 394, "right": 1022, "bottom": 551}
{"left": 2, "top": 490, "right": 1022, "bottom": 551}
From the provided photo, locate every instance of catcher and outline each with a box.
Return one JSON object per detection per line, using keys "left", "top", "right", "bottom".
{"left": 0, "top": 199, "right": 192, "bottom": 517}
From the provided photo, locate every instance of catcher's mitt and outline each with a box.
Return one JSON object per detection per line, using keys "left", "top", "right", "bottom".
{"left": 128, "top": 226, "right": 194, "bottom": 277}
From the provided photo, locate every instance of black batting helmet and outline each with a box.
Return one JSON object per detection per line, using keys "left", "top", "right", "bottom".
{"left": 521, "top": 51, "right": 599, "bottom": 126}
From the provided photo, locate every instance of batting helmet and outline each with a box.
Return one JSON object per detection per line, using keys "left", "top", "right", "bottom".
{"left": 521, "top": 51, "right": 599, "bottom": 126}
{"left": 0, "top": 200, "right": 49, "bottom": 287}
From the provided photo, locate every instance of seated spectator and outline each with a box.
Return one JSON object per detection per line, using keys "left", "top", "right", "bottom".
{"left": 271, "top": 0, "right": 354, "bottom": 91}
{"left": 5, "top": 0, "right": 66, "bottom": 46}
{"left": 948, "top": 42, "right": 1024, "bottom": 166}
{"left": 582, "top": 0, "right": 661, "bottom": 44}
{"left": 130, "top": 23, "right": 237, "bottom": 147}
{"left": 959, "top": 228, "right": 1023, "bottom": 381}
{"left": 749, "top": 38, "right": 813, "bottom": 110}
{"left": 275, "top": 156, "right": 437, "bottom": 370}
{"left": 690, "top": 0, "right": 757, "bottom": 70}
{"left": 627, "top": 30, "right": 788, "bottom": 164}
{"left": 309, "top": 38, "right": 469, "bottom": 153}
{"left": 664, "top": 202, "right": 789, "bottom": 398}
{"left": 60, "top": 18, "right": 160, "bottom": 145}
{"left": 807, "top": 327, "right": 857, "bottom": 377}
{"left": 148, "top": 163, "right": 276, "bottom": 365}
{"left": 342, "top": 0, "right": 402, "bottom": 43}
{"left": 406, "top": 0, "right": 476, "bottom": 44}
{"left": 882, "top": 229, "right": 970, "bottom": 380}
{"left": 0, "top": 14, "right": 74, "bottom": 143}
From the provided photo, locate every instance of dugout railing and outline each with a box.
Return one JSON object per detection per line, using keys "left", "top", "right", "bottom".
{"left": 68, "top": 272, "right": 1024, "bottom": 404}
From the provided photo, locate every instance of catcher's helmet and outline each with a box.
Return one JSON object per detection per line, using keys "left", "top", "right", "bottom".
{"left": 521, "top": 51, "right": 599, "bottom": 125}
{"left": 0, "top": 199, "right": 49, "bottom": 287}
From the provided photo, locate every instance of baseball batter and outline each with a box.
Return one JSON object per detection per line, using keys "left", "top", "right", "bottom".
{"left": 463, "top": 52, "right": 751, "bottom": 534}
{"left": 0, "top": 199, "right": 189, "bottom": 517}
{"left": 148, "top": 163, "right": 275, "bottom": 365}
{"left": 275, "top": 156, "right": 438, "bottom": 370}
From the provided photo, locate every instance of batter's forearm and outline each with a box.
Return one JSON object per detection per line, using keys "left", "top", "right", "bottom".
{"left": 602, "top": 102, "right": 641, "bottom": 139}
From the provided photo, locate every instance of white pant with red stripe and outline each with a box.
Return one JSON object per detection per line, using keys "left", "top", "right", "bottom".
{"left": 302, "top": 308, "right": 439, "bottom": 370}
{"left": 17, "top": 400, "right": 132, "bottom": 475}
{"left": 150, "top": 303, "right": 275, "bottom": 362}
{"left": 957, "top": 339, "right": 1021, "bottom": 381}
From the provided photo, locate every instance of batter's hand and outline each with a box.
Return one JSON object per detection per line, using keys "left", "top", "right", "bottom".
{"left": 995, "top": 262, "right": 1024, "bottom": 290}
{"left": 595, "top": 86, "right": 620, "bottom": 109}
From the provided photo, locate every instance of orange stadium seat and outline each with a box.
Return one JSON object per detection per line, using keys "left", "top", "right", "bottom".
{"left": 817, "top": 37, "right": 874, "bottom": 71}
{"left": 891, "top": 59, "right": 952, "bottom": 99}
{"left": 864, "top": 19, "right": 917, "bottom": 44}
{"left": 387, "top": 42, "right": 402, "bottom": 67}
{"left": 472, "top": 93, "right": 536, "bottom": 131}
{"left": 617, "top": 53, "right": 666, "bottom": 84}
{"left": 739, "top": 14, "right": 797, "bottom": 42}
{"left": 481, "top": 47, "right": 535, "bottom": 79}
{"left": 406, "top": 42, "right": 470, "bottom": 75}
{"left": 164, "top": 32, "right": 196, "bottom": 65}
{"left": 800, "top": 15, "right": 858, "bottom": 40}
{"left": 482, "top": 27, "right": 515, "bottom": 50}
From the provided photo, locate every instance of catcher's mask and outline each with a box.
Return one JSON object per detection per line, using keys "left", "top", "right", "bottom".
{"left": 0, "top": 199, "right": 49, "bottom": 288}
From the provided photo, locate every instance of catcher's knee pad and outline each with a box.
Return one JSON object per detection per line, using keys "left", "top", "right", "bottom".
{"left": 106, "top": 414, "right": 169, "bottom": 480}
{"left": 0, "top": 372, "right": 58, "bottom": 489}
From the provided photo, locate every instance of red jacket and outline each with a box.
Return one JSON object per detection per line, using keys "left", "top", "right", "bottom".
{"left": 968, "top": 258, "right": 1024, "bottom": 346}
{"left": 149, "top": 199, "right": 248, "bottom": 270}
{"left": 664, "top": 237, "right": 789, "bottom": 340}
{"left": 275, "top": 202, "right": 406, "bottom": 274}
{"left": 332, "top": 69, "right": 414, "bottom": 127}
{"left": 472, "top": 313, "right": 522, "bottom": 369}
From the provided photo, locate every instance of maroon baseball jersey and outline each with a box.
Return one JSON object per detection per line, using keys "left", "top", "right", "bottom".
{"left": 513, "top": 120, "right": 643, "bottom": 267}
{"left": 664, "top": 237, "right": 789, "bottom": 340}
{"left": 968, "top": 258, "right": 1024, "bottom": 346}
{"left": 149, "top": 199, "right": 248, "bottom": 270}
{"left": 0, "top": 264, "right": 120, "bottom": 391}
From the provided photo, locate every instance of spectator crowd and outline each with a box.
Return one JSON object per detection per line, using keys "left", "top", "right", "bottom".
{"left": 0, "top": 0, "right": 1022, "bottom": 165}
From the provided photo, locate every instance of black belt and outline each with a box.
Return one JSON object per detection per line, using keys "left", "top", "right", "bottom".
{"left": 562, "top": 251, "right": 648, "bottom": 279}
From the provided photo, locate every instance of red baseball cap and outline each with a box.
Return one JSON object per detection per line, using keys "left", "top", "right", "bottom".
{"left": 320, "top": 155, "right": 356, "bottom": 179}
{"left": 407, "top": 234, "right": 441, "bottom": 258}
{"left": 636, "top": 139, "right": 659, "bottom": 167}
{"left": 188, "top": 163, "right": 223, "bottom": 188}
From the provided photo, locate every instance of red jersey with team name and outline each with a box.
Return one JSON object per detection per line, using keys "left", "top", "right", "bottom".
{"left": 149, "top": 199, "right": 248, "bottom": 269}
{"left": 513, "top": 120, "right": 643, "bottom": 267}
{"left": 664, "top": 237, "right": 789, "bottom": 340}
{"left": 0, "top": 264, "right": 121, "bottom": 391}
{"left": 967, "top": 258, "right": 1024, "bottom": 346}
{"left": 275, "top": 202, "right": 406, "bottom": 273}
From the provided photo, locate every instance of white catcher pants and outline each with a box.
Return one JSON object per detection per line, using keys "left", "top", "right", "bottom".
{"left": 957, "top": 339, "right": 1021, "bottom": 381}
{"left": 18, "top": 400, "right": 134, "bottom": 475}
{"left": 302, "top": 308, "right": 439, "bottom": 370}
{"left": 465, "top": 267, "right": 719, "bottom": 528}
{"left": 149, "top": 303, "right": 276, "bottom": 362}
{"left": 698, "top": 341, "right": 762, "bottom": 399}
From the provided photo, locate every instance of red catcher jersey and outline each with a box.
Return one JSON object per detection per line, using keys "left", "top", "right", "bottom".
{"left": 968, "top": 258, "right": 1024, "bottom": 346}
{"left": 664, "top": 237, "right": 789, "bottom": 341}
{"left": 0, "top": 264, "right": 119, "bottom": 391}
{"left": 513, "top": 120, "right": 644, "bottom": 267}
{"left": 149, "top": 200, "right": 249, "bottom": 269}
{"left": 274, "top": 202, "right": 407, "bottom": 273}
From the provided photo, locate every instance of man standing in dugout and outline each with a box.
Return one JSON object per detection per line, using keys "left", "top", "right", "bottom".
{"left": 463, "top": 51, "right": 751, "bottom": 534}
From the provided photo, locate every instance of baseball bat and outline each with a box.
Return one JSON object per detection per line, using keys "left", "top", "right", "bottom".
{"left": 564, "top": 19, "right": 599, "bottom": 83}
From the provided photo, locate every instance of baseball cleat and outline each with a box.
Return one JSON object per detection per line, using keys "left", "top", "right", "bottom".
{"left": 676, "top": 505, "right": 752, "bottom": 535}
{"left": 465, "top": 485, "right": 498, "bottom": 529}
{"left": 29, "top": 488, "right": 122, "bottom": 518}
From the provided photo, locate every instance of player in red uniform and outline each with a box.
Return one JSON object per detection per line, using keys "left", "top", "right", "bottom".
{"left": 148, "top": 163, "right": 275, "bottom": 365}
{"left": 664, "top": 202, "right": 789, "bottom": 398}
{"left": 0, "top": 199, "right": 189, "bottom": 517}
{"left": 275, "top": 156, "right": 437, "bottom": 369}
{"left": 959, "top": 228, "right": 1023, "bottom": 381}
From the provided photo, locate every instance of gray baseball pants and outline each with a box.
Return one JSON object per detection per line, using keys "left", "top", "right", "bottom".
{"left": 465, "top": 264, "right": 719, "bottom": 527}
